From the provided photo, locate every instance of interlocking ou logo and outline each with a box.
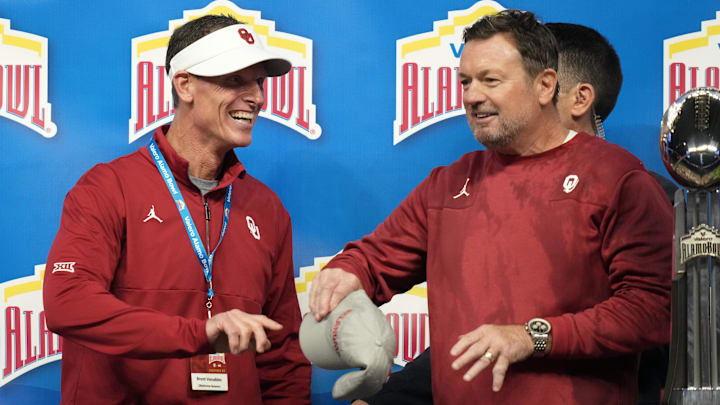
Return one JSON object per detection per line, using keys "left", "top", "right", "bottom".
{"left": 563, "top": 175, "right": 579, "bottom": 194}
{"left": 52, "top": 262, "right": 76, "bottom": 273}
{"left": 246, "top": 216, "right": 261, "bottom": 240}
{"left": 238, "top": 28, "right": 254, "bottom": 44}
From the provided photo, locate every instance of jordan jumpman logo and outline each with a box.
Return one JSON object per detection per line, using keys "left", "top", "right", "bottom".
{"left": 143, "top": 205, "right": 164, "bottom": 223}
{"left": 453, "top": 178, "right": 471, "bottom": 199}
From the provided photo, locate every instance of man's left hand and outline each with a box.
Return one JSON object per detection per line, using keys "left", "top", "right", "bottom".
{"left": 450, "top": 324, "right": 534, "bottom": 392}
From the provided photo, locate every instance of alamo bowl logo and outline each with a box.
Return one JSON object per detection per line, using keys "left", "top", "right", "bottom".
{"left": 295, "top": 254, "right": 429, "bottom": 367}
{"left": 680, "top": 224, "right": 720, "bottom": 264}
{"left": 393, "top": 1, "right": 504, "bottom": 145}
{"left": 129, "top": 0, "right": 321, "bottom": 144}
{"left": 664, "top": 10, "right": 720, "bottom": 109}
{"left": 0, "top": 19, "right": 57, "bottom": 138}
{"left": 1, "top": 264, "right": 63, "bottom": 387}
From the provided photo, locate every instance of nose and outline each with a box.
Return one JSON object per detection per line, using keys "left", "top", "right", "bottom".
{"left": 462, "top": 81, "right": 486, "bottom": 109}
{"left": 245, "top": 79, "right": 265, "bottom": 110}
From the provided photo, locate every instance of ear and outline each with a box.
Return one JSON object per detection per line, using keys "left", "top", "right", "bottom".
{"left": 173, "top": 71, "right": 194, "bottom": 104}
{"left": 535, "top": 69, "right": 558, "bottom": 106}
{"left": 570, "top": 83, "right": 596, "bottom": 119}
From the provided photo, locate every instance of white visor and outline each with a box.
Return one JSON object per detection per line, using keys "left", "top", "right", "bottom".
{"left": 168, "top": 24, "right": 291, "bottom": 79}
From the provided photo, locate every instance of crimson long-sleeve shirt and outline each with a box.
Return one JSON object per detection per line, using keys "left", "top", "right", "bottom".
{"left": 328, "top": 133, "right": 672, "bottom": 405}
{"left": 44, "top": 127, "right": 310, "bottom": 404}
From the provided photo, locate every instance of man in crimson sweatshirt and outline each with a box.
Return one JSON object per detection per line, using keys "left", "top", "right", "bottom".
{"left": 310, "top": 9, "right": 672, "bottom": 405}
{"left": 44, "top": 14, "right": 310, "bottom": 404}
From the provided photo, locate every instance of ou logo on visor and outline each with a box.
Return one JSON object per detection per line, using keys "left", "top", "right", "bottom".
{"left": 238, "top": 28, "right": 254, "bottom": 44}
{"left": 246, "top": 216, "right": 261, "bottom": 240}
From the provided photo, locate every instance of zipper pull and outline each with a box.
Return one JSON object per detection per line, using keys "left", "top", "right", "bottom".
{"left": 204, "top": 201, "right": 211, "bottom": 221}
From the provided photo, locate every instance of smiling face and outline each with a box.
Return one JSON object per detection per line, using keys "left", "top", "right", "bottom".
{"left": 187, "top": 63, "right": 267, "bottom": 150}
{"left": 459, "top": 34, "right": 539, "bottom": 150}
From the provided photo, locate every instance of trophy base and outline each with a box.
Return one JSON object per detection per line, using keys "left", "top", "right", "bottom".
{"left": 664, "top": 388, "right": 720, "bottom": 404}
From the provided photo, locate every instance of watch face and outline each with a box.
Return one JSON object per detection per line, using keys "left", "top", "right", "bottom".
{"left": 528, "top": 318, "right": 551, "bottom": 334}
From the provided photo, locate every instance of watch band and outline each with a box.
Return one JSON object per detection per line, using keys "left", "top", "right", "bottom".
{"left": 525, "top": 318, "right": 552, "bottom": 357}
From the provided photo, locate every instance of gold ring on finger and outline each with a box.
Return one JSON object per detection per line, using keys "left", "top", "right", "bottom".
{"left": 483, "top": 351, "right": 495, "bottom": 363}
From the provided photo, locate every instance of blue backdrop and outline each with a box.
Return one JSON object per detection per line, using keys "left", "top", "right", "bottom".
{"left": 0, "top": 0, "right": 718, "bottom": 403}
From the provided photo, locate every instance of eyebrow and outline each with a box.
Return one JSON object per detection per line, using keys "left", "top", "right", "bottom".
{"left": 458, "top": 69, "right": 502, "bottom": 78}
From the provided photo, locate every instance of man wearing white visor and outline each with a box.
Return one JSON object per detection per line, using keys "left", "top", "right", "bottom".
{"left": 44, "top": 15, "right": 310, "bottom": 404}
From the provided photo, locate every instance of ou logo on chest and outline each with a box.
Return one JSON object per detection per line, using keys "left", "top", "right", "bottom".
{"left": 563, "top": 175, "right": 579, "bottom": 194}
{"left": 246, "top": 216, "right": 261, "bottom": 240}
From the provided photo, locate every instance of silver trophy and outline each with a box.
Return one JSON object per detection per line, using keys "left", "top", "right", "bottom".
{"left": 661, "top": 87, "right": 720, "bottom": 404}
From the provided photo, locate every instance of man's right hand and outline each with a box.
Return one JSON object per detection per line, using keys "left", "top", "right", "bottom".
{"left": 205, "top": 309, "right": 283, "bottom": 355}
{"left": 308, "top": 267, "right": 362, "bottom": 320}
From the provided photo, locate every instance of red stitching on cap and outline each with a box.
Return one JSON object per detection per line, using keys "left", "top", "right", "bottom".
{"left": 332, "top": 309, "right": 353, "bottom": 355}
